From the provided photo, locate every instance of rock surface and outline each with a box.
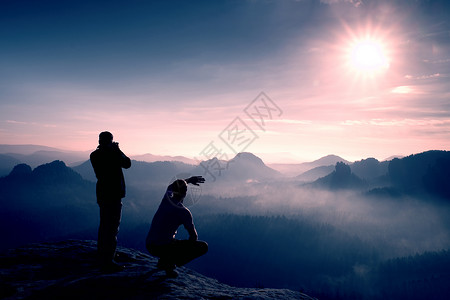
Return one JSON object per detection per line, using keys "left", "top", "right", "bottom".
{"left": 0, "top": 240, "right": 316, "bottom": 300}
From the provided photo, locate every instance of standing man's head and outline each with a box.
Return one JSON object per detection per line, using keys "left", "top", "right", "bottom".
{"left": 168, "top": 179, "right": 188, "bottom": 202}
{"left": 99, "top": 131, "right": 113, "bottom": 146}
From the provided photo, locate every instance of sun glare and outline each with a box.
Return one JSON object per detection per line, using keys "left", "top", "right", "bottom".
{"left": 349, "top": 39, "right": 390, "bottom": 73}
{"left": 335, "top": 20, "right": 395, "bottom": 86}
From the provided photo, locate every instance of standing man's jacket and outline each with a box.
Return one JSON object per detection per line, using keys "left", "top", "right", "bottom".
{"left": 90, "top": 144, "right": 131, "bottom": 202}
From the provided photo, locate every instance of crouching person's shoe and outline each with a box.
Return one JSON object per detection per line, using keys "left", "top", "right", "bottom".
{"left": 165, "top": 267, "right": 178, "bottom": 278}
{"left": 156, "top": 259, "right": 178, "bottom": 278}
{"left": 100, "top": 260, "right": 125, "bottom": 273}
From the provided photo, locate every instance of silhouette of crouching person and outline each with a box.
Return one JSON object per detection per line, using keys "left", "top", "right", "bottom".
{"left": 90, "top": 131, "right": 131, "bottom": 272}
{"left": 146, "top": 177, "right": 208, "bottom": 277}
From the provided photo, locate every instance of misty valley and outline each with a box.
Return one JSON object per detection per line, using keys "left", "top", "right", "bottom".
{"left": 1, "top": 149, "right": 450, "bottom": 299}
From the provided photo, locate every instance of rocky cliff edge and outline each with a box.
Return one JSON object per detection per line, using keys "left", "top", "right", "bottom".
{"left": 0, "top": 240, "right": 316, "bottom": 300}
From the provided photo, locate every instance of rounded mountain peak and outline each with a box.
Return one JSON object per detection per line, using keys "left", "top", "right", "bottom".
{"left": 232, "top": 152, "right": 265, "bottom": 165}
{"left": 9, "top": 163, "right": 32, "bottom": 177}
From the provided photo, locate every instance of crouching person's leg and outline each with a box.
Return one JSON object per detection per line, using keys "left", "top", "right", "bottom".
{"left": 173, "top": 240, "right": 208, "bottom": 267}
{"left": 146, "top": 243, "right": 178, "bottom": 278}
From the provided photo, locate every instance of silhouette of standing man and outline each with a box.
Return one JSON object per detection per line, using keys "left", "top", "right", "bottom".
{"left": 146, "top": 177, "right": 208, "bottom": 278}
{"left": 90, "top": 131, "right": 131, "bottom": 272}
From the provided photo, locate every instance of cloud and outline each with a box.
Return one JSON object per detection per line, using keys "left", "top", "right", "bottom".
{"left": 405, "top": 73, "right": 443, "bottom": 80}
{"left": 5, "top": 120, "right": 28, "bottom": 125}
{"left": 391, "top": 86, "right": 415, "bottom": 94}
{"left": 265, "top": 119, "right": 313, "bottom": 125}
{"left": 4, "top": 120, "right": 57, "bottom": 128}
{"left": 425, "top": 59, "right": 450, "bottom": 64}
{"left": 200, "top": 181, "right": 450, "bottom": 257}
{"left": 341, "top": 118, "right": 450, "bottom": 127}
{"left": 319, "top": 0, "right": 362, "bottom": 7}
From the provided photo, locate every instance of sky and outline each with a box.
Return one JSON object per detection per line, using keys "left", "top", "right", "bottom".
{"left": 1, "top": 0, "right": 449, "bottom": 163}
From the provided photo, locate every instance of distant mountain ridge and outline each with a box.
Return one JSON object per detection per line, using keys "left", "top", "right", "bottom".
{"left": 73, "top": 159, "right": 198, "bottom": 187}
{"left": 0, "top": 145, "right": 91, "bottom": 168}
{"left": 0, "top": 145, "right": 197, "bottom": 167}
{"left": 389, "top": 150, "right": 450, "bottom": 199}
{"left": 0, "top": 160, "right": 97, "bottom": 250}
{"left": 191, "top": 152, "right": 282, "bottom": 183}
{"left": 0, "top": 145, "right": 351, "bottom": 178}
{"left": 269, "top": 154, "right": 350, "bottom": 177}
{"left": 0, "top": 144, "right": 61, "bottom": 155}
{"left": 295, "top": 165, "right": 335, "bottom": 182}
{"left": 131, "top": 153, "right": 197, "bottom": 165}
{"left": 1, "top": 144, "right": 449, "bottom": 199}
{"left": 311, "top": 161, "right": 367, "bottom": 190}
{"left": 307, "top": 150, "right": 450, "bottom": 200}
{"left": 351, "top": 157, "right": 389, "bottom": 180}
{"left": 71, "top": 152, "right": 284, "bottom": 186}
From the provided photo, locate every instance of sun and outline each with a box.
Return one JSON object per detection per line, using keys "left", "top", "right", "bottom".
{"left": 347, "top": 38, "right": 390, "bottom": 76}
{"left": 350, "top": 40, "right": 389, "bottom": 72}
{"left": 329, "top": 18, "right": 400, "bottom": 90}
